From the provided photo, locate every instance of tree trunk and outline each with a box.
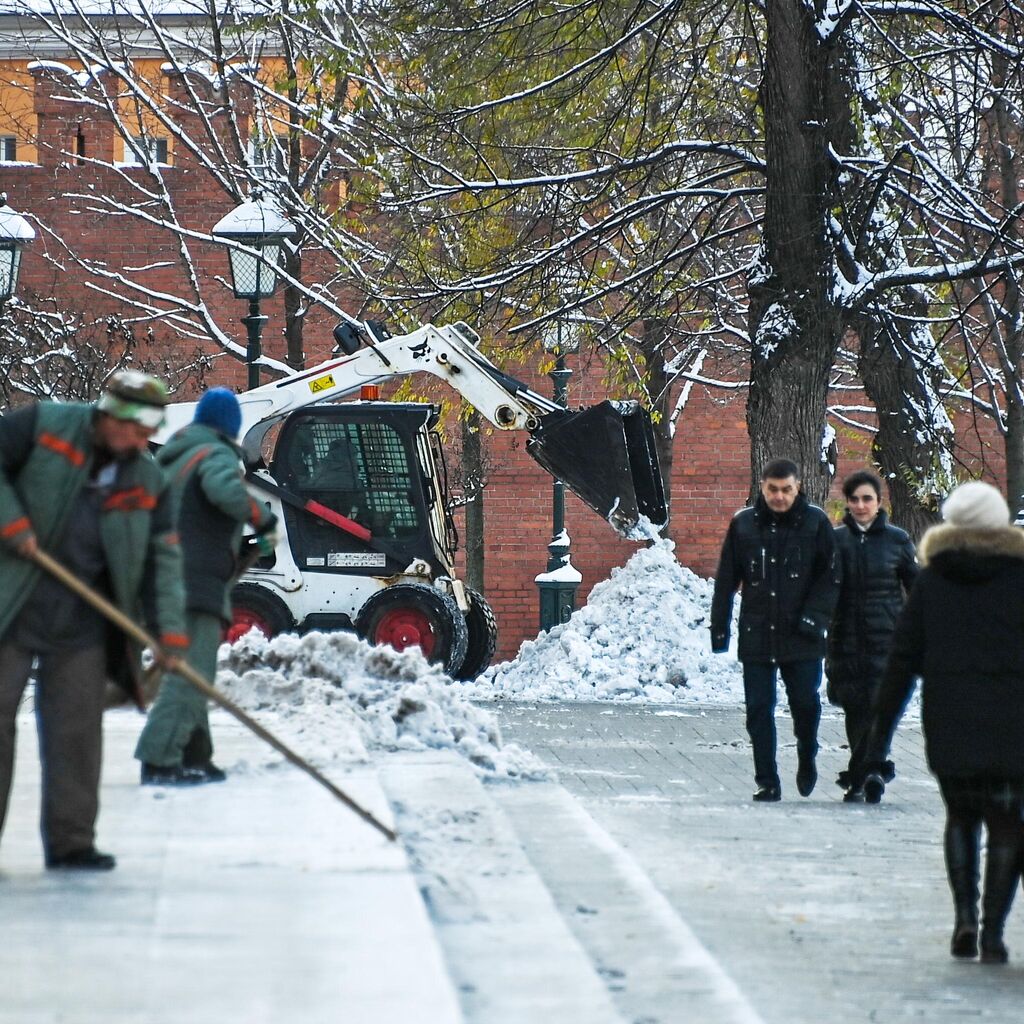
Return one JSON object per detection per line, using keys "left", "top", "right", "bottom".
{"left": 283, "top": 248, "right": 305, "bottom": 370}
{"left": 639, "top": 318, "right": 674, "bottom": 525}
{"left": 1006, "top": 397, "right": 1024, "bottom": 520}
{"left": 747, "top": 0, "right": 849, "bottom": 505}
{"left": 986, "top": 41, "right": 1024, "bottom": 517}
{"left": 461, "top": 409, "right": 486, "bottom": 593}
{"left": 853, "top": 296, "right": 948, "bottom": 540}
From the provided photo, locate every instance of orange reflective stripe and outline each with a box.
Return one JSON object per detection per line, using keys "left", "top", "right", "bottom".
{"left": 248, "top": 498, "right": 264, "bottom": 525}
{"left": 1, "top": 516, "right": 31, "bottom": 538}
{"left": 163, "top": 532, "right": 180, "bottom": 545}
{"left": 160, "top": 633, "right": 190, "bottom": 649}
{"left": 176, "top": 447, "right": 212, "bottom": 482}
{"left": 38, "top": 432, "right": 86, "bottom": 467}
{"left": 102, "top": 487, "right": 158, "bottom": 512}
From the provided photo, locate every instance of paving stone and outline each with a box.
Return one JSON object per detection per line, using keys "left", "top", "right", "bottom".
{"left": 494, "top": 702, "right": 1024, "bottom": 1024}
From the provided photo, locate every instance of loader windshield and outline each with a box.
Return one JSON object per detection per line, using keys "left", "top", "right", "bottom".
{"left": 275, "top": 415, "right": 426, "bottom": 569}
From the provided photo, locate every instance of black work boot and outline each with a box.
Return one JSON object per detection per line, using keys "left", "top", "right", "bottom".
{"left": 46, "top": 846, "right": 117, "bottom": 871}
{"left": 753, "top": 784, "right": 781, "bottom": 802}
{"left": 141, "top": 763, "right": 217, "bottom": 786}
{"left": 980, "top": 842, "right": 1020, "bottom": 964}
{"left": 945, "top": 820, "right": 980, "bottom": 959}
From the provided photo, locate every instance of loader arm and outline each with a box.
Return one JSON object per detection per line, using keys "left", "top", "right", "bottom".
{"left": 158, "top": 322, "right": 559, "bottom": 442}
{"left": 159, "top": 320, "right": 667, "bottom": 535}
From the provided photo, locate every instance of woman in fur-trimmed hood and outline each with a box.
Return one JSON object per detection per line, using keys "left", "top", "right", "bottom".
{"left": 862, "top": 480, "right": 1024, "bottom": 965}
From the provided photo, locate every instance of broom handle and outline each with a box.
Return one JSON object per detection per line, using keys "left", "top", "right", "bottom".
{"left": 28, "top": 547, "right": 397, "bottom": 843}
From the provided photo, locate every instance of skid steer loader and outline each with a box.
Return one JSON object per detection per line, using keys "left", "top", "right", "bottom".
{"left": 158, "top": 320, "right": 667, "bottom": 678}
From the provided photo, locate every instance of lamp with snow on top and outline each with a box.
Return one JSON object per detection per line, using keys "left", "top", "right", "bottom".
{"left": 0, "top": 193, "right": 34, "bottom": 306}
{"left": 212, "top": 191, "right": 296, "bottom": 391}
{"left": 536, "top": 267, "right": 583, "bottom": 632}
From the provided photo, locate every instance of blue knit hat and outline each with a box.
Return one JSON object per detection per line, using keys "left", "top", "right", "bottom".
{"left": 194, "top": 387, "right": 242, "bottom": 438}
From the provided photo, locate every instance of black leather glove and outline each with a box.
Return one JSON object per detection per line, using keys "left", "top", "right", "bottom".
{"left": 711, "top": 630, "right": 730, "bottom": 654}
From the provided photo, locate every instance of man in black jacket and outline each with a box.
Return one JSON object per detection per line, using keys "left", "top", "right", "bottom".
{"left": 711, "top": 459, "right": 840, "bottom": 802}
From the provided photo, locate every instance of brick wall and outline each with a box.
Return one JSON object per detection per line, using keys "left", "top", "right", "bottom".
{"left": 2, "top": 69, "right": 1009, "bottom": 664}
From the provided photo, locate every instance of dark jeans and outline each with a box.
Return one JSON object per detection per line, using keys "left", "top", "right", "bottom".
{"left": 742, "top": 660, "right": 822, "bottom": 789}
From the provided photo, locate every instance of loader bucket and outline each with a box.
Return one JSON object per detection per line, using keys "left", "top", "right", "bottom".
{"left": 526, "top": 401, "right": 668, "bottom": 537}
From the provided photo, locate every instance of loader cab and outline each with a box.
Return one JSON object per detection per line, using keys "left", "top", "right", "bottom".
{"left": 269, "top": 402, "right": 456, "bottom": 578}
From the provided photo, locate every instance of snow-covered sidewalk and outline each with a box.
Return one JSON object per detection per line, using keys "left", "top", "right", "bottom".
{"left": 0, "top": 708, "right": 462, "bottom": 1024}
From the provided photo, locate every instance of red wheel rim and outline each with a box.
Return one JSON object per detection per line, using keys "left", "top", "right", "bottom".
{"left": 373, "top": 607, "right": 437, "bottom": 658}
{"left": 226, "top": 608, "right": 274, "bottom": 643}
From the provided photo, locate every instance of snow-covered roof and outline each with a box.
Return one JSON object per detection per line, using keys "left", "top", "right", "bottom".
{"left": 1, "top": 0, "right": 228, "bottom": 16}
{"left": 0, "top": 0, "right": 281, "bottom": 61}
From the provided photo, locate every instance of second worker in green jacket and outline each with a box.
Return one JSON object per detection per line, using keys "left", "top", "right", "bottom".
{"left": 135, "top": 388, "right": 277, "bottom": 785}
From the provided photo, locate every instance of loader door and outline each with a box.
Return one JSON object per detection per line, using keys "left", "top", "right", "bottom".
{"left": 270, "top": 406, "right": 443, "bottom": 575}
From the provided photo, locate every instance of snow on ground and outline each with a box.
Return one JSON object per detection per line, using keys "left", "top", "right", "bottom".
{"left": 215, "top": 536, "right": 912, "bottom": 781}
{"left": 214, "top": 538, "right": 740, "bottom": 779}
{"left": 217, "top": 630, "right": 543, "bottom": 778}
{"left": 456, "top": 537, "right": 745, "bottom": 704}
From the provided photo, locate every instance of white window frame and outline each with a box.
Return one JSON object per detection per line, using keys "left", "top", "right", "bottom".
{"left": 123, "top": 136, "right": 169, "bottom": 167}
{"left": 0, "top": 136, "right": 16, "bottom": 162}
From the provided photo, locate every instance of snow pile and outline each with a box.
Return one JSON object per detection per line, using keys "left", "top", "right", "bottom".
{"left": 217, "top": 630, "right": 542, "bottom": 777}
{"left": 459, "top": 538, "right": 744, "bottom": 704}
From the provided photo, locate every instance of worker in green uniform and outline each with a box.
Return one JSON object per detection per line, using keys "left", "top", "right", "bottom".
{"left": 0, "top": 371, "right": 187, "bottom": 870}
{"left": 135, "top": 388, "right": 277, "bottom": 785}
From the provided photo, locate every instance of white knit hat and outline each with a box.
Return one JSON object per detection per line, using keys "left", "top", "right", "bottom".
{"left": 941, "top": 481, "right": 1010, "bottom": 530}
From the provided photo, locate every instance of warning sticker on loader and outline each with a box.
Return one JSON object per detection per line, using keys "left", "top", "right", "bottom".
{"left": 308, "top": 373, "right": 336, "bottom": 394}
{"left": 328, "top": 551, "right": 386, "bottom": 568}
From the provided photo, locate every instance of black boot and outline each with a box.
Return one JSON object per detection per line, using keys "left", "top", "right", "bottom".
{"left": 951, "top": 908, "right": 979, "bottom": 958}
{"left": 796, "top": 755, "right": 817, "bottom": 797}
{"left": 46, "top": 846, "right": 117, "bottom": 871}
{"left": 945, "top": 819, "right": 980, "bottom": 959}
{"left": 864, "top": 772, "right": 886, "bottom": 804}
{"left": 980, "top": 842, "right": 1020, "bottom": 964}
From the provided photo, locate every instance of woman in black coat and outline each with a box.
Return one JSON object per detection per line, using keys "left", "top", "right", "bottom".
{"left": 827, "top": 471, "right": 918, "bottom": 802}
{"left": 862, "top": 481, "right": 1024, "bottom": 964}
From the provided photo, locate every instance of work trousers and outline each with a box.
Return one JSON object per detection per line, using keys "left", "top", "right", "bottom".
{"left": 134, "top": 610, "right": 221, "bottom": 768}
{"left": 742, "top": 659, "right": 822, "bottom": 789}
{"left": 0, "top": 640, "right": 107, "bottom": 860}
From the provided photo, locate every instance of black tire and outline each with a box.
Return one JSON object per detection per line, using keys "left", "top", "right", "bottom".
{"left": 454, "top": 587, "right": 498, "bottom": 680}
{"left": 227, "top": 583, "right": 295, "bottom": 643}
{"left": 355, "top": 583, "right": 468, "bottom": 674}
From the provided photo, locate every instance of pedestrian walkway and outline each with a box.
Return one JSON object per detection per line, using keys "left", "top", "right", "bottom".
{"left": 7, "top": 699, "right": 1024, "bottom": 1023}
{"left": 494, "top": 702, "right": 1024, "bottom": 1024}
{"left": 0, "top": 708, "right": 462, "bottom": 1024}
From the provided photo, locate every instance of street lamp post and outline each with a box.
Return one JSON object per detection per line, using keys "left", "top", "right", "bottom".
{"left": 536, "top": 305, "right": 582, "bottom": 632}
{"left": 0, "top": 193, "right": 35, "bottom": 306}
{"left": 212, "top": 193, "right": 296, "bottom": 391}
